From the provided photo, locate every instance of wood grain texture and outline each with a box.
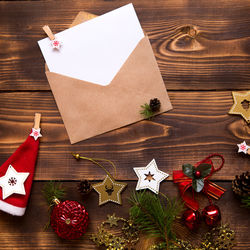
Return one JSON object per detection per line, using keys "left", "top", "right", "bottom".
{"left": 0, "top": 91, "right": 249, "bottom": 180}
{"left": 0, "top": 1, "right": 249, "bottom": 248}
{"left": 0, "top": 181, "right": 248, "bottom": 250}
{"left": 1, "top": 0, "right": 250, "bottom": 90}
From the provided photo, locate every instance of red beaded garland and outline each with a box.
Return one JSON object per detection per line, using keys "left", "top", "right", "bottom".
{"left": 50, "top": 200, "right": 89, "bottom": 240}
{"left": 202, "top": 204, "right": 221, "bottom": 227}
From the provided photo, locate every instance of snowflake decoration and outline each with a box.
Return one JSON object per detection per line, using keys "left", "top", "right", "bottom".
{"left": 8, "top": 177, "right": 17, "bottom": 186}
{"left": 51, "top": 39, "right": 62, "bottom": 49}
{"left": 30, "top": 128, "right": 42, "bottom": 141}
{"left": 0, "top": 165, "right": 29, "bottom": 199}
{"left": 237, "top": 141, "right": 250, "bottom": 154}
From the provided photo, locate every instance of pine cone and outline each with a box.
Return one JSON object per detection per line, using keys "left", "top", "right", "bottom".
{"left": 149, "top": 98, "right": 161, "bottom": 112}
{"left": 232, "top": 171, "right": 250, "bottom": 198}
{"left": 78, "top": 180, "right": 92, "bottom": 195}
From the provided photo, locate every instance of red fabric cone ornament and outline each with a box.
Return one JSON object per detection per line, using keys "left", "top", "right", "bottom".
{"left": 0, "top": 113, "right": 42, "bottom": 216}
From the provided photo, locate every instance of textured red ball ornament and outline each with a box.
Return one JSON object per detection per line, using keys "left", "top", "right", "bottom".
{"left": 182, "top": 209, "right": 201, "bottom": 230}
{"left": 50, "top": 199, "right": 89, "bottom": 239}
{"left": 202, "top": 204, "right": 221, "bottom": 227}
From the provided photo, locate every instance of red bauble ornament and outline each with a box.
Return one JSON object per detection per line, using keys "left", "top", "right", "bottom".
{"left": 182, "top": 209, "right": 201, "bottom": 230}
{"left": 202, "top": 204, "right": 221, "bottom": 227}
{"left": 50, "top": 198, "right": 89, "bottom": 239}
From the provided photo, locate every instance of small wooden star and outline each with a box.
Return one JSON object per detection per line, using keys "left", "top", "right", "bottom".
{"left": 92, "top": 175, "right": 127, "bottom": 205}
{"left": 229, "top": 91, "right": 250, "bottom": 123}
{"left": 105, "top": 213, "right": 119, "bottom": 227}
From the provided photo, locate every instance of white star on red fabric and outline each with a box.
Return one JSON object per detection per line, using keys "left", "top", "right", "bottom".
{"left": 133, "top": 159, "right": 169, "bottom": 194}
{"left": 0, "top": 165, "right": 29, "bottom": 199}
{"left": 30, "top": 128, "right": 42, "bottom": 141}
{"left": 51, "top": 39, "right": 62, "bottom": 49}
{"left": 237, "top": 141, "right": 250, "bottom": 154}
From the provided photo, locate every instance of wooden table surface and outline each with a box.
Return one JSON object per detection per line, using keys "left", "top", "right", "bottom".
{"left": 0, "top": 0, "right": 250, "bottom": 249}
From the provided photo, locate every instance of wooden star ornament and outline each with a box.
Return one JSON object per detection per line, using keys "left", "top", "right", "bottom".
{"left": 229, "top": 91, "right": 250, "bottom": 123}
{"left": 92, "top": 175, "right": 127, "bottom": 205}
{"left": 134, "top": 159, "right": 169, "bottom": 194}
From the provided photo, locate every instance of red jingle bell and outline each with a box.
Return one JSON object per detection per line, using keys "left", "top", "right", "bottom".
{"left": 50, "top": 198, "right": 89, "bottom": 240}
{"left": 182, "top": 209, "right": 201, "bottom": 230}
{"left": 202, "top": 204, "right": 221, "bottom": 227}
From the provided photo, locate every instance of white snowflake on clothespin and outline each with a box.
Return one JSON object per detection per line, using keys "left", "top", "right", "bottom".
{"left": 43, "top": 25, "right": 62, "bottom": 50}
{"left": 30, "top": 128, "right": 42, "bottom": 141}
{"left": 29, "top": 113, "right": 42, "bottom": 141}
{"left": 51, "top": 39, "right": 62, "bottom": 49}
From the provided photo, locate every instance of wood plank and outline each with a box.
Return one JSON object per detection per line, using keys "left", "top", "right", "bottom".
{"left": 0, "top": 181, "right": 248, "bottom": 249}
{"left": 1, "top": 0, "right": 250, "bottom": 90}
{"left": 0, "top": 91, "right": 249, "bottom": 180}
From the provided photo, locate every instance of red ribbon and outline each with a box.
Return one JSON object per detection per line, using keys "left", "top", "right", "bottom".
{"left": 173, "top": 154, "right": 226, "bottom": 211}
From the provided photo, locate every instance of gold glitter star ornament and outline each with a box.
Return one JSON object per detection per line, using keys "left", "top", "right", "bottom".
{"left": 106, "top": 213, "right": 119, "bottom": 227}
{"left": 92, "top": 175, "right": 127, "bottom": 205}
{"left": 229, "top": 91, "right": 250, "bottom": 123}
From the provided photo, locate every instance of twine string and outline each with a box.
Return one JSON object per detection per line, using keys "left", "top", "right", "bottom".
{"left": 72, "top": 153, "right": 117, "bottom": 179}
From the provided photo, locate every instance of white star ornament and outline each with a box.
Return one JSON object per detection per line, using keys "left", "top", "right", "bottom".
{"left": 0, "top": 165, "right": 29, "bottom": 199}
{"left": 30, "top": 128, "right": 42, "bottom": 141}
{"left": 237, "top": 141, "right": 250, "bottom": 154}
{"left": 133, "top": 159, "right": 169, "bottom": 194}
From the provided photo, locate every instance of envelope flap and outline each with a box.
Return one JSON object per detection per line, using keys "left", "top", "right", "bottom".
{"left": 46, "top": 36, "right": 168, "bottom": 95}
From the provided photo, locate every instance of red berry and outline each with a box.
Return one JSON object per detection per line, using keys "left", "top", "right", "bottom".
{"left": 194, "top": 170, "right": 201, "bottom": 178}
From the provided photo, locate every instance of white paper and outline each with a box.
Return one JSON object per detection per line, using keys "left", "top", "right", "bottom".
{"left": 38, "top": 3, "right": 144, "bottom": 86}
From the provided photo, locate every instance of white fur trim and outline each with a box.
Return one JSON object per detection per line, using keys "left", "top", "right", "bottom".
{"left": 0, "top": 200, "right": 26, "bottom": 216}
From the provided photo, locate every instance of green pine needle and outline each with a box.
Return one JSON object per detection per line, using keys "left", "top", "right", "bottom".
{"left": 241, "top": 196, "right": 250, "bottom": 208}
{"left": 129, "top": 191, "right": 183, "bottom": 245}
{"left": 140, "top": 103, "right": 154, "bottom": 119}
{"left": 42, "top": 181, "right": 65, "bottom": 205}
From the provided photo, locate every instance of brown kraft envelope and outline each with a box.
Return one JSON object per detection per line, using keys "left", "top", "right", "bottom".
{"left": 45, "top": 11, "right": 172, "bottom": 144}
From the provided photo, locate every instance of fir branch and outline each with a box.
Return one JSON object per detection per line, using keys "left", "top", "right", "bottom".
{"left": 129, "top": 191, "right": 183, "bottom": 247}
{"left": 42, "top": 181, "right": 65, "bottom": 232}
{"left": 241, "top": 196, "right": 250, "bottom": 208}
{"left": 42, "top": 181, "right": 65, "bottom": 205}
{"left": 140, "top": 103, "right": 154, "bottom": 119}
